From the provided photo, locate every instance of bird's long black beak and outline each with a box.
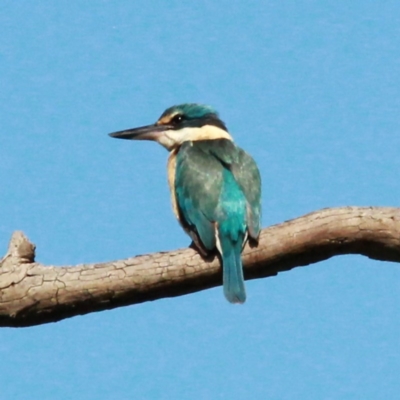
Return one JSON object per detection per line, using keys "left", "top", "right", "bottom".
{"left": 108, "top": 124, "right": 169, "bottom": 141}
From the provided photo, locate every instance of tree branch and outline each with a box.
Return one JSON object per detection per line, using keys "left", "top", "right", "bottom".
{"left": 1, "top": 206, "right": 400, "bottom": 327}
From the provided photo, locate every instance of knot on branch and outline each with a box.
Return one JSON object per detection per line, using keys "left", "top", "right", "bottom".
{"left": 0, "top": 231, "right": 35, "bottom": 294}
{"left": 3, "top": 231, "right": 36, "bottom": 265}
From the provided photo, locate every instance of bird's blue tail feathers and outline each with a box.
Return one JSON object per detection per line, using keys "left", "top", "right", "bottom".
{"left": 219, "top": 229, "right": 246, "bottom": 304}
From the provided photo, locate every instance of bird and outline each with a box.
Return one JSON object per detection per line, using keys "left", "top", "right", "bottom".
{"left": 109, "top": 103, "right": 261, "bottom": 303}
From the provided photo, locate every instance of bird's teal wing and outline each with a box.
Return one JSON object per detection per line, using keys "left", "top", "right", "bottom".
{"left": 175, "top": 141, "right": 224, "bottom": 253}
{"left": 230, "top": 148, "right": 261, "bottom": 240}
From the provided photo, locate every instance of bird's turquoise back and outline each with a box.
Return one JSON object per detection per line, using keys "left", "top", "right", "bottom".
{"left": 174, "top": 139, "right": 261, "bottom": 303}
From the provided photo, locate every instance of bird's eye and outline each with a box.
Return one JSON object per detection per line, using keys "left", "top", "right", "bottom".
{"left": 171, "top": 114, "right": 184, "bottom": 124}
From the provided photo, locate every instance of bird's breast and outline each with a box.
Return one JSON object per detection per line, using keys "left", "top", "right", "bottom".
{"left": 167, "top": 148, "right": 180, "bottom": 221}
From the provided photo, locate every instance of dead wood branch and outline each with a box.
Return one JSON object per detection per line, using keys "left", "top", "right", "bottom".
{"left": 1, "top": 206, "right": 400, "bottom": 327}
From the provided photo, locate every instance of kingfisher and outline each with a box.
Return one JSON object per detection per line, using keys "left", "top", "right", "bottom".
{"left": 109, "top": 103, "right": 261, "bottom": 303}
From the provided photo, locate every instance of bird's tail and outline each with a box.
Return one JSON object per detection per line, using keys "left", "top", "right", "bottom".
{"left": 219, "top": 232, "right": 246, "bottom": 304}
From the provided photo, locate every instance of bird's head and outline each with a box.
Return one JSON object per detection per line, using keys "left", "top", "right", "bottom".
{"left": 109, "top": 103, "right": 231, "bottom": 151}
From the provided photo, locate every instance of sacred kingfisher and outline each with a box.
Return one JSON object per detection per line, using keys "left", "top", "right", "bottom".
{"left": 109, "top": 103, "right": 261, "bottom": 304}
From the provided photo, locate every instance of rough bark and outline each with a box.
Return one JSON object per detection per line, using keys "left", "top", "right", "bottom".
{"left": 1, "top": 206, "right": 400, "bottom": 328}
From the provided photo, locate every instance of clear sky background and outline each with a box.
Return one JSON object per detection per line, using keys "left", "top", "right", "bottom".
{"left": 1, "top": 1, "right": 400, "bottom": 399}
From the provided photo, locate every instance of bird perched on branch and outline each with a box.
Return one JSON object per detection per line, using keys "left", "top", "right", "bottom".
{"left": 109, "top": 103, "right": 261, "bottom": 303}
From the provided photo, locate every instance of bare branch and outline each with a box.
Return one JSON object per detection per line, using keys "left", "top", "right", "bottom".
{"left": 1, "top": 206, "right": 400, "bottom": 327}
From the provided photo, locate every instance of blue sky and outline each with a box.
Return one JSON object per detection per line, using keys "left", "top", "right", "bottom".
{"left": 1, "top": 1, "right": 400, "bottom": 399}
